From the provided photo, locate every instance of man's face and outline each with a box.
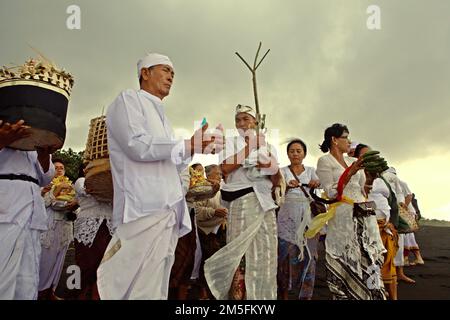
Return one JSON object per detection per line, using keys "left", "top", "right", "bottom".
{"left": 54, "top": 162, "right": 65, "bottom": 177}
{"left": 141, "top": 64, "right": 175, "bottom": 99}
{"left": 235, "top": 112, "right": 257, "bottom": 134}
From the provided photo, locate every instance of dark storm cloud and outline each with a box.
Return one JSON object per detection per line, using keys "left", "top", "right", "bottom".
{"left": 1, "top": 0, "right": 448, "bottom": 162}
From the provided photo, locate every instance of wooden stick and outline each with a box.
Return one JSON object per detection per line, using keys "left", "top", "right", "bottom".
{"left": 253, "top": 42, "right": 262, "bottom": 69}
{"left": 235, "top": 42, "right": 270, "bottom": 132}
{"left": 256, "top": 49, "right": 270, "bottom": 70}
{"left": 235, "top": 52, "right": 252, "bottom": 72}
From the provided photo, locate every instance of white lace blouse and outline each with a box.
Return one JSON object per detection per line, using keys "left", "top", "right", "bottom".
{"left": 73, "top": 178, "right": 114, "bottom": 247}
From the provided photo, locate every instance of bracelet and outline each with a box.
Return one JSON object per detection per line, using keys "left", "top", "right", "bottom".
{"left": 364, "top": 184, "right": 373, "bottom": 189}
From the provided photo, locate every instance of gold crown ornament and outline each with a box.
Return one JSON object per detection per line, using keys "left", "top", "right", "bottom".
{"left": 0, "top": 56, "right": 74, "bottom": 151}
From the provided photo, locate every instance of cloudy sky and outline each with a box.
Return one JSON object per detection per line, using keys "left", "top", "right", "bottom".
{"left": 1, "top": 0, "right": 449, "bottom": 221}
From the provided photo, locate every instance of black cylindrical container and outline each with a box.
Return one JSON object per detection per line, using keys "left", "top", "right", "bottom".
{"left": 0, "top": 82, "right": 69, "bottom": 150}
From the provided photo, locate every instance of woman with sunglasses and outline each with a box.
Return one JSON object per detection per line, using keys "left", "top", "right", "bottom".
{"left": 315, "top": 123, "right": 386, "bottom": 300}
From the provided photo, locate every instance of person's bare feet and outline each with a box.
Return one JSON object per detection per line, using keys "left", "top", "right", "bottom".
{"left": 398, "top": 274, "right": 416, "bottom": 284}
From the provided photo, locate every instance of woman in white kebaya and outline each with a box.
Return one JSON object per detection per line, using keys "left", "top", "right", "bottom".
{"left": 277, "top": 139, "right": 320, "bottom": 300}
{"left": 315, "top": 123, "right": 385, "bottom": 300}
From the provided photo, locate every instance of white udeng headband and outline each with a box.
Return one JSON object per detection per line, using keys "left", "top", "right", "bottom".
{"left": 235, "top": 104, "right": 256, "bottom": 118}
{"left": 137, "top": 53, "right": 173, "bottom": 78}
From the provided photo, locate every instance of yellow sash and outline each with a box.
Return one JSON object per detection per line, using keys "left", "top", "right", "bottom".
{"left": 305, "top": 196, "right": 354, "bottom": 239}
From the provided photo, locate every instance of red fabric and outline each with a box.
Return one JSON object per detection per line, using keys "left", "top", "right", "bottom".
{"left": 336, "top": 165, "right": 353, "bottom": 201}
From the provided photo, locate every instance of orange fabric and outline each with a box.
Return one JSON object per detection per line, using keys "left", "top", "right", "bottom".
{"left": 378, "top": 219, "right": 399, "bottom": 284}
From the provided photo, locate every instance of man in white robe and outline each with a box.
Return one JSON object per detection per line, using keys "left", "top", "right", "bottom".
{"left": 0, "top": 119, "right": 55, "bottom": 300}
{"left": 204, "top": 105, "right": 281, "bottom": 300}
{"left": 97, "top": 53, "right": 223, "bottom": 300}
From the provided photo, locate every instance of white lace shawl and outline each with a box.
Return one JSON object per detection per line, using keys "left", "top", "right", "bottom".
{"left": 317, "top": 154, "right": 386, "bottom": 277}
{"left": 74, "top": 217, "right": 114, "bottom": 247}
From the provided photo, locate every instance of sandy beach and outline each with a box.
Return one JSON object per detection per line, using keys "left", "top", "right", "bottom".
{"left": 313, "top": 222, "right": 450, "bottom": 300}
{"left": 55, "top": 221, "right": 450, "bottom": 300}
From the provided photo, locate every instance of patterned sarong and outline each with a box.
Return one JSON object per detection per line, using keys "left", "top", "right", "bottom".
{"left": 326, "top": 216, "right": 387, "bottom": 300}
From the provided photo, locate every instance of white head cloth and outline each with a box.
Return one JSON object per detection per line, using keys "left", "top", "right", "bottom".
{"left": 350, "top": 141, "right": 360, "bottom": 150}
{"left": 235, "top": 104, "right": 256, "bottom": 118}
{"left": 137, "top": 53, "right": 173, "bottom": 78}
{"left": 387, "top": 166, "right": 397, "bottom": 175}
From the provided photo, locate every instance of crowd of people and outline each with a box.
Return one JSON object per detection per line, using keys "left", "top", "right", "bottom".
{"left": 0, "top": 52, "right": 424, "bottom": 300}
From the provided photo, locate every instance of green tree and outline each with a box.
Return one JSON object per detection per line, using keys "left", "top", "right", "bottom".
{"left": 52, "top": 148, "right": 84, "bottom": 182}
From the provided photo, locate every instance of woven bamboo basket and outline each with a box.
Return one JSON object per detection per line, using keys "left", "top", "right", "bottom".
{"left": 84, "top": 116, "right": 108, "bottom": 161}
{"left": 83, "top": 115, "right": 113, "bottom": 203}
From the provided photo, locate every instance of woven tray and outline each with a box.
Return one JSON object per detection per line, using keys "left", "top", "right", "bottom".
{"left": 185, "top": 184, "right": 216, "bottom": 202}
{"left": 84, "top": 158, "right": 113, "bottom": 203}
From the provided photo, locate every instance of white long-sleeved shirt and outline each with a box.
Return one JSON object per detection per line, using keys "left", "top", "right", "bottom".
{"left": 316, "top": 153, "right": 365, "bottom": 201}
{"left": 281, "top": 165, "right": 319, "bottom": 197}
{"left": 0, "top": 148, "right": 54, "bottom": 230}
{"left": 218, "top": 135, "right": 278, "bottom": 212}
{"left": 106, "top": 89, "right": 191, "bottom": 236}
{"left": 368, "top": 178, "right": 391, "bottom": 221}
{"left": 399, "top": 179, "right": 416, "bottom": 216}
{"left": 381, "top": 171, "right": 405, "bottom": 203}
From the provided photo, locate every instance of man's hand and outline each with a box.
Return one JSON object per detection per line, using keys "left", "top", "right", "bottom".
{"left": 244, "top": 131, "right": 266, "bottom": 151}
{"left": 0, "top": 120, "right": 31, "bottom": 150}
{"left": 255, "top": 152, "right": 279, "bottom": 176}
{"left": 36, "top": 144, "right": 59, "bottom": 173}
{"left": 255, "top": 151, "right": 273, "bottom": 169}
{"left": 214, "top": 207, "right": 228, "bottom": 218}
{"left": 256, "top": 160, "right": 273, "bottom": 169}
{"left": 41, "top": 184, "right": 52, "bottom": 197}
{"left": 188, "top": 123, "right": 224, "bottom": 156}
{"left": 209, "top": 180, "right": 220, "bottom": 194}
